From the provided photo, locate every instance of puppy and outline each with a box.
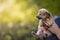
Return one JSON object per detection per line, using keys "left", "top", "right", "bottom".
{"left": 32, "top": 8, "right": 54, "bottom": 40}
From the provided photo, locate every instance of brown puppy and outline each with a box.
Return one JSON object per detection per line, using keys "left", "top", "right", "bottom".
{"left": 32, "top": 8, "right": 54, "bottom": 40}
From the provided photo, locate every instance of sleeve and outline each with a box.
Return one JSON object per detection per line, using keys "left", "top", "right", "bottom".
{"left": 54, "top": 16, "right": 60, "bottom": 28}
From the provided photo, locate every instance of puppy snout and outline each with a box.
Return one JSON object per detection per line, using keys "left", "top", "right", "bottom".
{"left": 36, "top": 16, "right": 42, "bottom": 19}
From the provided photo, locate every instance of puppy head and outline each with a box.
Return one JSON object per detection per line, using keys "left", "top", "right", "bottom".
{"left": 36, "top": 8, "right": 51, "bottom": 20}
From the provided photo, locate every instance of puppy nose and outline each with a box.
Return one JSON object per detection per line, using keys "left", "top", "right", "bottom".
{"left": 36, "top": 16, "right": 42, "bottom": 19}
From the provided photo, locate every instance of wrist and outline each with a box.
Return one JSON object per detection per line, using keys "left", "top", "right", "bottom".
{"left": 55, "top": 29, "right": 60, "bottom": 34}
{"left": 55, "top": 29, "right": 60, "bottom": 40}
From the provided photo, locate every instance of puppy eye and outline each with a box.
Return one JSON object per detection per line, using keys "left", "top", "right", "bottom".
{"left": 39, "top": 14, "right": 41, "bottom": 15}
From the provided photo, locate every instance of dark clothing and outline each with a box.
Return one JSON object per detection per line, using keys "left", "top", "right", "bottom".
{"left": 46, "top": 34, "right": 59, "bottom": 40}
{"left": 55, "top": 16, "right": 60, "bottom": 28}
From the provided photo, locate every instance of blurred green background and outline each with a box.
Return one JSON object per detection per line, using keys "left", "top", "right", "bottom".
{"left": 0, "top": 0, "right": 60, "bottom": 40}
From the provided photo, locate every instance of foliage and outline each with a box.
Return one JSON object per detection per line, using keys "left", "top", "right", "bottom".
{"left": 0, "top": 0, "right": 60, "bottom": 40}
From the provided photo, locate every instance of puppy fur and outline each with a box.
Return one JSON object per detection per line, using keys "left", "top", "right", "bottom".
{"left": 36, "top": 8, "right": 53, "bottom": 38}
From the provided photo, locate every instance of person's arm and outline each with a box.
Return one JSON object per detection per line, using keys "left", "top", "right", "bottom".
{"left": 43, "top": 19, "right": 60, "bottom": 40}
{"left": 55, "top": 29, "right": 60, "bottom": 40}
{"left": 48, "top": 22, "right": 60, "bottom": 40}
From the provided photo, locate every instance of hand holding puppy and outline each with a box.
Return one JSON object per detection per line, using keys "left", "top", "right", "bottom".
{"left": 43, "top": 19, "right": 60, "bottom": 39}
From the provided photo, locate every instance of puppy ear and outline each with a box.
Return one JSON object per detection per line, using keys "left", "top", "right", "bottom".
{"left": 45, "top": 12, "right": 51, "bottom": 18}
